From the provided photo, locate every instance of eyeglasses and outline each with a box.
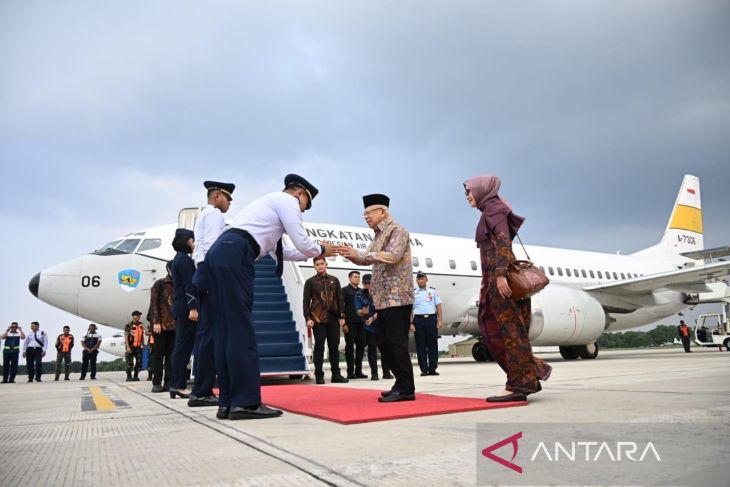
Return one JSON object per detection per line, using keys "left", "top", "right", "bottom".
{"left": 363, "top": 208, "right": 384, "bottom": 217}
{"left": 464, "top": 188, "right": 471, "bottom": 197}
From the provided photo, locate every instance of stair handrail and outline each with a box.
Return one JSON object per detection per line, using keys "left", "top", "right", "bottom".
{"left": 280, "top": 253, "right": 313, "bottom": 376}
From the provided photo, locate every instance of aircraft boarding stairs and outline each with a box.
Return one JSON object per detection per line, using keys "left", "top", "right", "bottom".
{"left": 253, "top": 255, "right": 311, "bottom": 376}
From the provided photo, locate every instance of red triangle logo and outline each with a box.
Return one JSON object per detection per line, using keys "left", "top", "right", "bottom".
{"left": 481, "top": 432, "right": 523, "bottom": 474}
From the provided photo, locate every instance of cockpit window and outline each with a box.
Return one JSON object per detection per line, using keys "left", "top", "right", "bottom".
{"left": 116, "top": 239, "right": 141, "bottom": 253}
{"left": 137, "top": 239, "right": 162, "bottom": 253}
{"left": 101, "top": 240, "right": 122, "bottom": 250}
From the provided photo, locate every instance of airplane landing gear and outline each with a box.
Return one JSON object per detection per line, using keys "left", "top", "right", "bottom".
{"left": 472, "top": 341, "right": 493, "bottom": 362}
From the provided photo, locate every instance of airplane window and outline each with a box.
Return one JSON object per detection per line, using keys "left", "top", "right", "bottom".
{"left": 116, "top": 239, "right": 141, "bottom": 253}
{"left": 101, "top": 240, "right": 122, "bottom": 250}
{"left": 449, "top": 259, "right": 456, "bottom": 270}
{"left": 573, "top": 269, "right": 579, "bottom": 277}
{"left": 566, "top": 268, "right": 572, "bottom": 277}
{"left": 620, "top": 272, "right": 626, "bottom": 279}
{"left": 471, "top": 261, "right": 477, "bottom": 271}
{"left": 613, "top": 272, "right": 619, "bottom": 280}
{"left": 426, "top": 258, "right": 433, "bottom": 268}
{"left": 589, "top": 270, "right": 595, "bottom": 278}
{"left": 581, "top": 270, "right": 587, "bottom": 278}
{"left": 548, "top": 267, "right": 554, "bottom": 276}
{"left": 597, "top": 271, "right": 603, "bottom": 278}
{"left": 605, "top": 271, "right": 611, "bottom": 280}
{"left": 137, "top": 239, "right": 162, "bottom": 253}
{"left": 557, "top": 267, "right": 563, "bottom": 276}
{"left": 539, "top": 266, "right": 545, "bottom": 273}
{"left": 412, "top": 257, "right": 419, "bottom": 267}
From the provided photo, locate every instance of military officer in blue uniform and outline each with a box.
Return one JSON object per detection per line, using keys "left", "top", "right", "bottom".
{"left": 202, "top": 174, "right": 337, "bottom": 420}
{"left": 188, "top": 181, "right": 235, "bottom": 408}
{"left": 2, "top": 322, "right": 26, "bottom": 383}
{"left": 411, "top": 272, "right": 443, "bottom": 376}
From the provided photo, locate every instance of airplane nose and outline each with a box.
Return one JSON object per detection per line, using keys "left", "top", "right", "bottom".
{"left": 29, "top": 272, "right": 40, "bottom": 298}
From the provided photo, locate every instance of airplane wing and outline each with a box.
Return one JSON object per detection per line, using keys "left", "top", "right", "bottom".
{"left": 583, "top": 260, "right": 730, "bottom": 296}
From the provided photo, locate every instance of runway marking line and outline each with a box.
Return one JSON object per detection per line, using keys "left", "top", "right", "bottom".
{"left": 89, "top": 386, "right": 116, "bottom": 411}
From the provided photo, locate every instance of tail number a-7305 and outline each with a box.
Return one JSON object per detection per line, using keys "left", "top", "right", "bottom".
{"left": 677, "top": 235, "right": 697, "bottom": 245}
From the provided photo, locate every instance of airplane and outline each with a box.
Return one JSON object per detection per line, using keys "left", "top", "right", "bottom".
{"left": 28, "top": 174, "right": 730, "bottom": 364}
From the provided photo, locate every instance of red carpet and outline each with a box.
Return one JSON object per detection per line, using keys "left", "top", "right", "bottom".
{"left": 255, "top": 384, "right": 527, "bottom": 424}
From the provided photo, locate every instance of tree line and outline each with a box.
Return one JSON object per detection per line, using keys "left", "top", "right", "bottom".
{"left": 598, "top": 325, "right": 680, "bottom": 349}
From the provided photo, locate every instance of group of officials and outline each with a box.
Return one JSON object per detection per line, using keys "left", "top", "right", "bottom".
{"left": 0, "top": 322, "right": 102, "bottom": 383}
{"left": 143, "top": 174, "right": 447, "bottom": 421}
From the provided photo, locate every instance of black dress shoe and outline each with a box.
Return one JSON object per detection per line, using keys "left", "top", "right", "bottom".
{"left": 188, "top": 395, "right": 219, "bottom": 407}
{"left": 355, "top": 372, "right": 368, "bottom": 379}
{"left": 378, "top": 391, "right": 416, "bottom": 403}
{"left": 35, "top": 379, "right": 42, "bottom": 382}
{"left": 79, "top": 377, "right": 85, "bottom": 381}
{"left": 486, "top": 392, "right": 527, "bottom": 403}
{"left": 315, "top": 377, "right": 325, "bottom": 385}
{"left": 169, "top": 388, "right": 190, "bottom": 399}
{"left": 229, "top": 404, "right": 283, "bottom": 420}
{"left": 346, "top": 373, "right": 356, "bottom": 379}
{"left": 428, "top": 371, "right": 440, "bottom": 376}
{"left": 371, "top": 375, "right": 379, "bottom": 381}
{"left": 331, "top": 375, "right": 349, "bottom": 384}
{"left": 216, "top": 407, "right": 230, "bottom": 420}
{"left": 382, "top": 373, "right": 394, "bottom": 379}
{"left": 420, "top": 372, "right": 428, "bottom": 376}
{"left": 151, "top": 385, "right": 165, "bottom": 393}
{"left": 380, "top": 389, "right": 395, "bottom": 397}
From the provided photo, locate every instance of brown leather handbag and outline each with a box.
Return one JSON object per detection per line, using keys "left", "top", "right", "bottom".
{"left": 507, "top": 235, "right": 550, "bottom": 300}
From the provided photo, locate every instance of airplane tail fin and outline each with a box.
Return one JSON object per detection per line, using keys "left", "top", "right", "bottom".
{"left": 632, "top": 175, "right": 703, "bottom": 260}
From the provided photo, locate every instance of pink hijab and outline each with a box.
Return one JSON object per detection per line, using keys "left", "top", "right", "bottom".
{"left": 464, "top": 175, "right": 524, "bottom": 243}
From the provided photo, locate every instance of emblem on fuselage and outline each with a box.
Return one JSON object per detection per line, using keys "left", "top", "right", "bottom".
{"left": 118, "top": 269, "right": 141, "bottom": 292}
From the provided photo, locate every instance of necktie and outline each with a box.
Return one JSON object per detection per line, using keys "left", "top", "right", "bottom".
{"left": 275, "top": 238, "right": 283, "bottom": 278}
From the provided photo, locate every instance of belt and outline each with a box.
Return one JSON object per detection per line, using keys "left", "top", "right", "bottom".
{"left": 3, "top": 346, "right": 19, "bottom": 350}
{"left": 414, "top": 314, "right": 435, "bottom": 318}
{"left": 225, "top": 228, "right": 261, "bottom": 257}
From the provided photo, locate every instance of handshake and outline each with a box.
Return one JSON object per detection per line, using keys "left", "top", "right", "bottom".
{"left": 320, "top": 241, "right": 359, "bottom": 260}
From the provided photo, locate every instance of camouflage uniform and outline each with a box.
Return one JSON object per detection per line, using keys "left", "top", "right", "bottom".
{"left": 124, "top": 322, "right": 145, "bottom": 381}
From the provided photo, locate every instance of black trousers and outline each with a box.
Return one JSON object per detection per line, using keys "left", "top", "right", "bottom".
{"left": 414, "top": 314, "right": 439, "bottom": 373}
{"left": 681, "top": 336, "right": 691, "bottom": 352}
{"left": 3, "top": 350, "right": 19, "bottom": 382}
{"left": 26, "top": 348, "right": 43, "bottom": 381}
{"left": 81, "top": 350, "right": 98, "bottom": 378}
{"left": 313, "top": 315, "right": 342, "bottom": 378}
{"left": 376, "top": 305, "right": 414, "bottom": 395}
{"left": 365, "top": 330, "right": 390, "bottom": 376}
{"left": 152, "top": 330, "right": 175, "bottom": 387}
{"left": 345, "top": 321, "right": 366, "bottom": 374}
{"left": 55, "top": 351, "right": 71, "bottom": 378}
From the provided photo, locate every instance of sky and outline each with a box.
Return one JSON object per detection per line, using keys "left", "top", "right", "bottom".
{"left": 1, "top": 1, "right": 729, "bottom": 361}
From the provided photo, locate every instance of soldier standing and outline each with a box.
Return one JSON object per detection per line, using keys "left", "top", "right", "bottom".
{"left": 80, "top": 324, "right": 101, "bottom": 380}
{"left": 54, "top": 325, "right": 74, "bottom": 381}
{"left": 2, "top": 322, "right": 26, "bottom": 383}
{"left": 125, "top": 311, "right": 145, "bottom": 381}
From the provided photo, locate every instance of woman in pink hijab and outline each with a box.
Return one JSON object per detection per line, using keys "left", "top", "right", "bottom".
{"left": 464, "top": 175, "right": 552, "bottom": 402}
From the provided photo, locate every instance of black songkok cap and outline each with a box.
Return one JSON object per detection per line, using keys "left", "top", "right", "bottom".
{"left": 132, "top": 310, "right": 142, "bottom": 316}
{"left": 416, "top": 272, "right": 427, "bottom": 279}
{"left": 284, "top": 174, "right": 319, "bottom": 210}
{"left": 204, "top": 181, "right": 235, "bottom": 200}
{"left": 362, "top": 194, "right": 390, "bottom": 209}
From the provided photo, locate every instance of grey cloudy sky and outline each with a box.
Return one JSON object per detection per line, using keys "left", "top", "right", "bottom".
{"left": 1, "top": 1, "right": 729, "bottom": 359}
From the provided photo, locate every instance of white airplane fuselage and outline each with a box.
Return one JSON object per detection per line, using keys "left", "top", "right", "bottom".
{"left": 30, "top": 221, "right": 685, "bottom": 347}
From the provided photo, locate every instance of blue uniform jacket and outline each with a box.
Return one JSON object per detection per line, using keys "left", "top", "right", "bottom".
{"left": 171, "top": 251, "right": 198, "bottom": 319}
{"left": 355, "top": 289, "right": 377, "bottom": 334}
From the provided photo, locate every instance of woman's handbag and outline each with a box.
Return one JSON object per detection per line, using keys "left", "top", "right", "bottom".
{"left": 507, "top": 235, "right": 549, "bottom": 300}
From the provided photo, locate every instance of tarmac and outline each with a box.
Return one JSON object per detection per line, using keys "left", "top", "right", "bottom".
{"left": 0, "top": 347, "right": 728, "bottom": 486}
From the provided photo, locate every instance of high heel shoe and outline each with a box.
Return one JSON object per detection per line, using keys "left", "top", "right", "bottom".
{"left": 169, "top": 388, "right": 190, "bottom": 399}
